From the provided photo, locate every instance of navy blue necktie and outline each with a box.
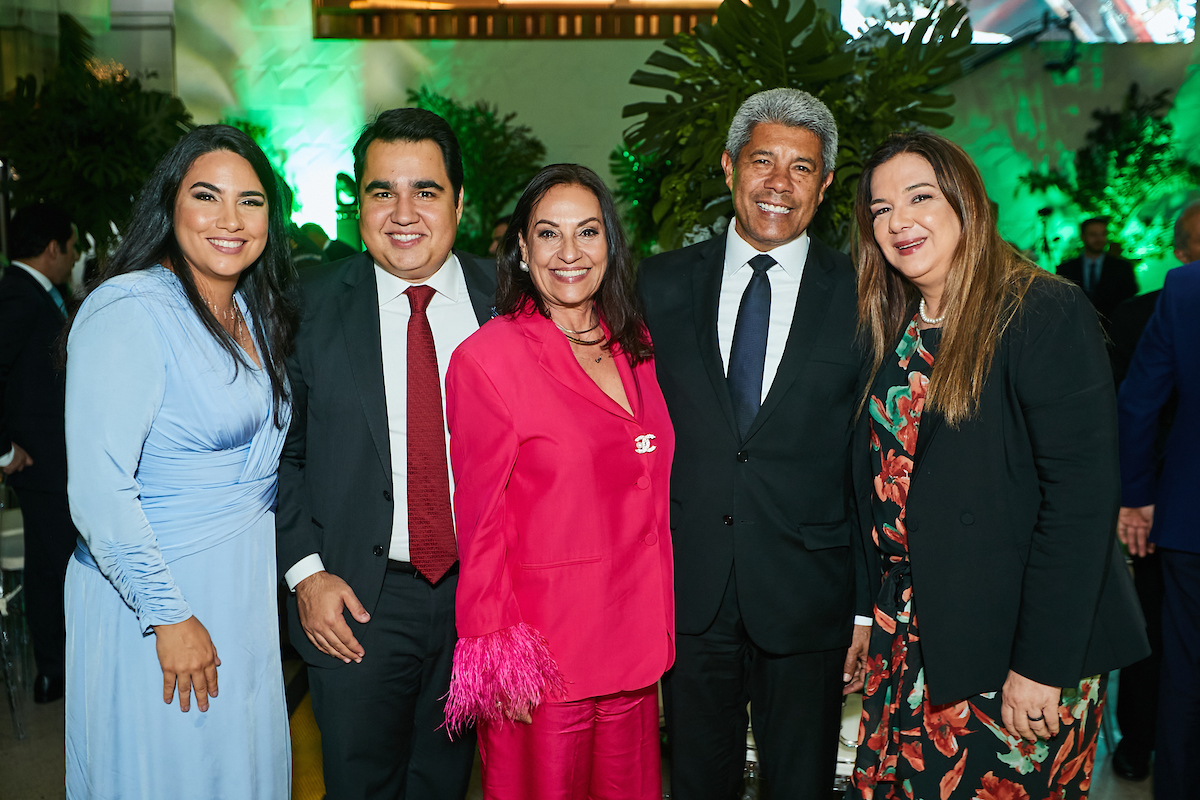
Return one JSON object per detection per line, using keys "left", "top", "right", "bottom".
{"left": 728, "top": 253, "right": 775, "bottom": 439}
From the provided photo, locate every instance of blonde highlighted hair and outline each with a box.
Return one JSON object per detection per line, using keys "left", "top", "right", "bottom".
{"left": 854, "top": 132, "right": 1056, "bottom": 427}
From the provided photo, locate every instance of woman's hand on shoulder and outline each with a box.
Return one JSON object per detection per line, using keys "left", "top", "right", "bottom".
{"left": 152, "top": 616, "right": 221, "bottom": 713}
{"left": 1001, "top": 669, "right": 1061, "bottom": 742}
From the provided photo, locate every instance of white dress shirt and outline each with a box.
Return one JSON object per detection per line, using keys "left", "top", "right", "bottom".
{"left": 716, "top": 225, "right": 872, "bottom": 629}
{"left": 717, "top": 219, "right": 809, "bottom": 399}
{"left": 0, "top": 261, "right": 58, "bottom": 468}
{"left": 283, "top": 254, "right": 480, "bottom": 590}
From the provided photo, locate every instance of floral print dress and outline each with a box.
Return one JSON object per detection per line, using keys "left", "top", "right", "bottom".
{"left": 851, "top": 317, "right": 1105, "bottom": 800}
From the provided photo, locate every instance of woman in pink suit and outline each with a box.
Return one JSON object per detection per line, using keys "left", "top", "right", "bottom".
{"left": 443, "top": 164, "right": 675, "bottom": 799}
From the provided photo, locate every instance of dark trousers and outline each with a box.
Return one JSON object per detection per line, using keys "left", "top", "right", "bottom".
{"left": 663, "top": 568, "right": 844, "bottom": 800}
{"left": 15, "top": 486, "right": 78, "bottom": 679}
{"left": 308, "top": 567, "right": 476, "bottom": 800}
{"left": 1116, "top": 549, "right": 1163, "bottom": 761}
{"left": 1155, "top": 548, "right": 1200, "bottom": 800}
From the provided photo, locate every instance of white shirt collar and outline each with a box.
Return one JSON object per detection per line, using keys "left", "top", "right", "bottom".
{"left": 723, "top": 218, "right": 810, "bottom": 280}
{"left": 374, "top": 252, "right": 462, "bottom": 307}
{"left": 10, "top": 261, "right": 55, "bottom": 293}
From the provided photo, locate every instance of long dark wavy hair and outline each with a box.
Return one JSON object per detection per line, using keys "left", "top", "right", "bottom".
{"left": 495, "top": 163, "right": 652, "bottom": 365}
{"left": 65, "top": 124, "right": 299, "bottom": 426}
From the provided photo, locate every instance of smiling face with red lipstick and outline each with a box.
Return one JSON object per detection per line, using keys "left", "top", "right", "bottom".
{"left": 518, "top": 183, "right": 607, "bottom": 328}
{"left": 173, "top": 149, "right": 269, "bottom": 295}
{"left": 868, "top": 152, "right": 963, "bottom": 319}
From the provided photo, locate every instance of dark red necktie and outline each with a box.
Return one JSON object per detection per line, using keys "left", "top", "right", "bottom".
{"left": 404, "top": 285, "right": 457, "bottom": 583}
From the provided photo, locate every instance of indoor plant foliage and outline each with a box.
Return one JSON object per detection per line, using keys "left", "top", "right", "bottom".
{"left": 1021, "top": 84, "right": 1200, "bottom": 262}
{"left": 408, "top": 87, "right": 546, "bottom": 257}
{"left": 221, "top": 116, "right": 300, "bottom": 216}
{"left": 617, "top": 0, "right": 972, "bottom": 251}
{"left": 0, "top": 15, "right": 193, "bottom": 257}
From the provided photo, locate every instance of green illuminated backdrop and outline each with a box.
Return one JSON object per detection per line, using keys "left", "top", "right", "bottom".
{"left": 171, "top": 0, "right": 1200, "bottom": 288}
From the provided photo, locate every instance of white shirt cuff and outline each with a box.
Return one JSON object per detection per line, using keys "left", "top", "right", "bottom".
{"left": 284, "top": 554, "right": 326, "bottom": 592}
{"left": 0, "top": 448, "right": 13, "bottom": 468}
{"left": 854, "top": 615, "right": 873, "bottom": 627}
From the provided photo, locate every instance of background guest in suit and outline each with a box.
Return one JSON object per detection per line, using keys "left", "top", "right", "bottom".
{"left": 443, "top": 163, "right": 675, "bottom": 799}
{"left": 638, "top": 88, "right": 870, "bottom": 800}
{"left": 1117, "top": 228, "right": 1200, "bottom": 800}
{"left": 1110, "top": 202, "right": 1200, "bottom": 383}
{"left": 1105, "top": 200, "right": 1200, "bottom": 782}
{"left": 1056, "top": 217, "right": 1138, "bottom": 326}
{"left": 300, "top": 221, "right": 358, "bottom": 262}
{"left": 0, "top": 203, "right": 79, "bottom": 704}
{"left": 276, "top": 108, "right": 494, "bottom": 800}
{"left": 487, "top": 214, "right": 509, "bottom": 256}
{"left": 850, "top": 132, "right": 1147, "bottom": 800}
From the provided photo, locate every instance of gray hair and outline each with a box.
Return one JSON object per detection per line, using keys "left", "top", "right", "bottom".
{"left": 1174, "top": 201, "right": 1200, "bottom": 252}
{"left": 725, "top": 88, "right": 838, "bottom": 177}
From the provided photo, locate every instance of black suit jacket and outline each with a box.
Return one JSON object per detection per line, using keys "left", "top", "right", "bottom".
{"left": 1109, "top": 290, "right": 1161, "bottom": 386}
{"left": 276, "top": 250, "right": 496, "bottom": 666}
{"left": 639, "top": 233, "right": 866, "bottom": 655}
{"left": 1057, "top": 254, "right": 1137, "bottom": 324}
{"left": 851, "top": 278, "right": 1148, "bottom": 704}
{"left": 0, "top": 266, "right": 69, "bottom": 493}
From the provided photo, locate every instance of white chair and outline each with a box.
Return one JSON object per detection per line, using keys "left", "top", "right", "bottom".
{"left": 0, "top": 485, "right": 28, "bottom": 739}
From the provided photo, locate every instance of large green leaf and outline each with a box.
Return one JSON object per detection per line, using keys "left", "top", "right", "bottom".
{"left": 617, "top": 0, "right": 972, "bottom": 252}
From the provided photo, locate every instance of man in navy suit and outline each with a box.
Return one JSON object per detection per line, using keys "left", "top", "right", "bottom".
{"left": 1108, "top": 201, "right": 1200, "bottom": 782}
{"left": 1117, "top": 226, "right": 1200, "bottom": 799}
{"left": 0, "top": 203, "right": 79, "bottom": 704}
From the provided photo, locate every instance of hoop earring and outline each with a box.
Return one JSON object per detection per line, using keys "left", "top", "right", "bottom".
{"left": 519, "top": 261, "right": 530, "bottom": 272}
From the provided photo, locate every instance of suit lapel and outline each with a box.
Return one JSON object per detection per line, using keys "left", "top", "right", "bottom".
{"left": 457, "top": 250, "right": 498, "bottom": 326}
{"left": 337, "top": 254, "right": 392, "bottom": 479}
{"left": 691, "top": 235, "right": 739, "bottom": 438}
{"left": 521, "top": 312, "right": 636, "bottom": 422}
{"left": 744, "top": 238, "right": 838, "bottom": 440}
{"left": 12, "top": 267, "right": 63, "bottom": 320}
{"left": 912, "top": 406, "right": 943, "bottom": 471}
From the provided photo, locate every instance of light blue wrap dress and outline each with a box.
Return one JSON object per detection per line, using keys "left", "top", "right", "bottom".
{"left": 63, "top": 267, "right": 291, "bottom": 799}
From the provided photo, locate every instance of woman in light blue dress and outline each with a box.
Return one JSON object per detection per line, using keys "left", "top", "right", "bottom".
{"left": 62, "top": 125, "right": 298, "bottom": 799}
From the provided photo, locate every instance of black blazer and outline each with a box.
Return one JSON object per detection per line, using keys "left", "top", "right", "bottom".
{"left": 1057, "top": 254, "right": 1137, "bottom": 324}
{"left": 0, "top": 266, "right": 69, "bottom": 493}
{"left": 851, "top": 278, "right": 1149, "bottom": 704}
{"left": 639, "top": 233, "right": 867, "bottom": 654}
{"left": 276, "top": 250, "right": 496, "bottom": 666}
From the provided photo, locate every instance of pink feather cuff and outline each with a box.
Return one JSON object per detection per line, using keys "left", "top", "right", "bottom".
{"left": 443, "top": 622, "right": 566, "bottom": 734}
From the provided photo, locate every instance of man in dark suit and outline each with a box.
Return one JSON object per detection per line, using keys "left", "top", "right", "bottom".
{"left": 1117, "top": 223, "right": 1200, "bottom": 800}
{"left": 1057, "top": 217, "right": 1138, "bottom": 325}
{"left": 639, "top": 88, "right": 869, "bottom": 799}
{"left": 1108, "top": 200, "right": 1200, "bottom": 784}
{"left": 300, "top": 221, "right": 359, "bottom": 262}
{"left": 0, "top": 203, "right": 79, "bottom": 704}
{"left": 276, "top": 108, "right": 494, "bottom": 800}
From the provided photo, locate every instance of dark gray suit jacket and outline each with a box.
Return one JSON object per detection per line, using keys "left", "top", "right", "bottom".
{"left": 276, "top": 250, "right": 496, "bottom": 666}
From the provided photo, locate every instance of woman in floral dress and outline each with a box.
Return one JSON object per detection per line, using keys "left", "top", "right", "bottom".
{"left": 847, "top": 132, "right": 1149, "bottom": 800}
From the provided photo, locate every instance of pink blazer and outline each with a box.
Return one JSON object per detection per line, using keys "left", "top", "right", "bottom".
{"left": 444, "top": 308, "right": 675, "bottom": 717}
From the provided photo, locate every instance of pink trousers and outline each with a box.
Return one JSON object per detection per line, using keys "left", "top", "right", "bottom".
{"left": 478, "top": 683, "right": 662, "bottom": 800}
